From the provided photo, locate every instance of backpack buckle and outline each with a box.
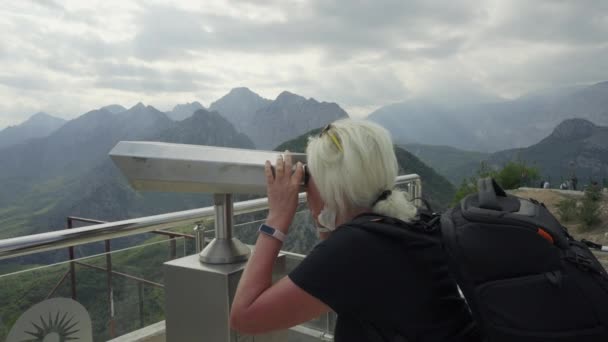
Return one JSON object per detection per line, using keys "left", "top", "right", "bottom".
{"left": 565, "top": 251, "right": 594, "bottom": 272}
{"left": 422, "top": 216, "right": 440, "bottom": 232}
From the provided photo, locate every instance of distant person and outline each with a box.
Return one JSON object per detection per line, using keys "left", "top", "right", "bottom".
{"left": 572, "top": 176, "right": 578, "bottom": 190}
{"left": 539, "top": 180, "right": 545, "bottom": 188}
{"left": 521, "top": 170, "right": 529, "bottom": 187}
{"left": 230, "top": 119, "right": 480, "bottom": 341}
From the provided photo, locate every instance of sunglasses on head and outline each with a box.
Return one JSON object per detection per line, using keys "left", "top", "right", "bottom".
{"left": 320, "top": 124, "right": 344, "bottom": 153}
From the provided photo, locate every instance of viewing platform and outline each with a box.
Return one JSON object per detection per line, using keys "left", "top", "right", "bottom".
{"left": 0, "top": 142, "right": 422, "bottom": 342}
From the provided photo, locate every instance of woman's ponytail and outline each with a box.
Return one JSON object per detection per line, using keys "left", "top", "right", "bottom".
{"left": 371, "top": 189, "right": 417, "bottom": 222}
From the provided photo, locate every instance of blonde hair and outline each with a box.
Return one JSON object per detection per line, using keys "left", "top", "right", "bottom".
{"left": 306, "top": 119, "right": 417, "bottom": 222}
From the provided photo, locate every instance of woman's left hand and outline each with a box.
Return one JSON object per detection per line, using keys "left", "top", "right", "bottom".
{"left": 265, "top": 151, "right": 304, "bottom": 233}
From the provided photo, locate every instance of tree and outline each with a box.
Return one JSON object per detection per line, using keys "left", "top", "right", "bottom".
{"left": 495, "top": 162, "right": 540, "bottom": 190}
{"left": 452, "top": 161, "right": 540, "bottom": 204}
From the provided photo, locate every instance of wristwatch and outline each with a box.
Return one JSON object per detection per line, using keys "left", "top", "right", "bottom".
{"left": 258, "top": 224, "right": 286, "bottom": 242}
{"left": 316, "top": 226, "right": 332, "bottom": 233}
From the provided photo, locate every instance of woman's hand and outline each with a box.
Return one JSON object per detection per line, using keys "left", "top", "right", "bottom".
{"left": 265, "top": 151, "right": 304, "bottom": 233}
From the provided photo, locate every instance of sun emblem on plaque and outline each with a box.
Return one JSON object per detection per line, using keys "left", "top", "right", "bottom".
{"left": 7, "top": 298, "right": 92, "bottom": 342}
{"left": 21, "top": 311, "right": 80, "bottom": 341}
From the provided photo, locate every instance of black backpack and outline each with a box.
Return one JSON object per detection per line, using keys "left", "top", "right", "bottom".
{"left": 355, "top": 178, "right": 608, "bottom": 341}
{"left": 441, "top": 178, "right": 608, "bottom": 341}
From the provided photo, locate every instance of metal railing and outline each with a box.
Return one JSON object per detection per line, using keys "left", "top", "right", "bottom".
{"left": 0, "top": 174, "right": 421, "bottom": 341}
{"left": 0, "top": 174, "right": 421, "bottom": 261}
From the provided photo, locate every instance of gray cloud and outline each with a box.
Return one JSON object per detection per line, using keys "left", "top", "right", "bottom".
{"left": 0, "top": 75, "right": 52, "bottom": 91}
{"left": 492, "top": 0, "right": 608, "bottom": 45}
{"left": 29, "top": 0, "right": 64, "bottom": 11}
{"left": 95, "top": 77, "right": 197, "bottom": 93}
{"left": 491, "top": 45, "right": 608, "bottom": 87}
{"left": 1, "top": 0, "right": 608, "bottom": 127}
{"left": 132, "top": 1, "right": 483, "bottom": 62}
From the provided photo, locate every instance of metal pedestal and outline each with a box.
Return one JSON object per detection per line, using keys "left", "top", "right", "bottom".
{"left": 199, "top": 194, "right": 250, "bottom": 264}
{"left": 164, "top": 254, "right": 287, "bottom": 342}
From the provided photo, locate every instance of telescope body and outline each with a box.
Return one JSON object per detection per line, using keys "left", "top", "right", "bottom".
{"left": 109, "top": 141, "right": 306, "bottom": 195}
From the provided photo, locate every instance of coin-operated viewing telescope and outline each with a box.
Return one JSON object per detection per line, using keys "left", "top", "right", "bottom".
{"left": 109, "top": 141, "right": 306, "bottom": 264}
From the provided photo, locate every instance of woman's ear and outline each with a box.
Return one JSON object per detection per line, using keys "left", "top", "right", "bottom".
{"left": 306, "top": 178, "right": 324, "bottom": 219}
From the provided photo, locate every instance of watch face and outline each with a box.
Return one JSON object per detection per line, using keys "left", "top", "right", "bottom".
{"left": 259, "top": 224, "right": 275, "bottom": 235}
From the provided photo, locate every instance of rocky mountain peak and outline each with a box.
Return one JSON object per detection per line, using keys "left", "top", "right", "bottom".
{"left": 274, "top": 91, "right": 307, "bottom": 105}
{"left": 12, "top": 112, "right": 65, "bottom": 128}
{"left": 131, "top": 102, "right": 146, "bottom": 110}
{"left": 211, "top": 87, "right": 267, "bottom": 106}
{"left": 227, "top": 87, "right": 255, "bottom": 96}
{"left": 101, "top": 104, "right": 127, "bottom": 114}
{"left": 0, "top": 112, "right": 67, "bottom": 149}
{"left": 166, "top": 101, "right": 205, "bottom": 121}
{"left": 208, "top": 87, "right": 272, "bottom": 133}
{"left": 28, "top": 111, "right": 52, "bottom": 121}
{"left": 550, "top": 118, "right": 596, "bottom": 140}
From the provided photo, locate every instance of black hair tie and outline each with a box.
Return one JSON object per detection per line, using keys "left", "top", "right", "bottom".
{"left": 372, "top": 190, "right": 392, "bottom": 207}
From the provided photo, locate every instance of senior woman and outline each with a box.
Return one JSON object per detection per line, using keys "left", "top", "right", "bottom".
{"left": 230, "top": 119, "right": 479, "bottom": 341}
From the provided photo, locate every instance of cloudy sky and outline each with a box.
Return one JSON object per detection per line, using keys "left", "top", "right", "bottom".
{"left": 1, "top": 0, "right": 607, "bottom": 128}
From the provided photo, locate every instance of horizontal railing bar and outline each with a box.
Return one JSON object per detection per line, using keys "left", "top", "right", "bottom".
{"left": 0, "top": 174, "right": 419, "bottom": 261}
{"left": 151, "top": 230, "right": 195, "bottom": 240}
{"left": 68, "top": 216, "right": 107, "bottom": 224}
{"left": 75, "top": 261, "right": 164, "bottom": 288}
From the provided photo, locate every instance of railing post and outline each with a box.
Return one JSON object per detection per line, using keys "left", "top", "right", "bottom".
{"left": 105, "top": 239, "right": 115, "bottom": 338}
{"left": 67, "top": 217, "right": 77, "bottom": 300}
{"left": 193, "top": 224, "right": 205, "bottom": 253}
{"left": 169, "top": 235, "right": 176, "bottom": 260}
{"left": 415, "top": 178, "right": 423, "bottom": 207}
{"left": 138, "top": 282, "right": 145, "bottom": 328}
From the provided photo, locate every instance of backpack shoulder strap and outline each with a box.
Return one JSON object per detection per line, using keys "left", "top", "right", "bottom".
{"left": 350, "top": 212, "right": 441, "bottom": 236}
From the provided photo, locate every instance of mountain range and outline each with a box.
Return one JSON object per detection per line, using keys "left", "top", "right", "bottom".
{"left": 401, "top": 144, "right": 490, "bottom": 185}
{"left": 2, "top": 83, "right": 608, "bottom": 249}
{"left": 0, "top": 89, "right": 346, "bottom": 246}
{"left": 0, "top": 112, "right": 66, "bottom": 149}
{"left": 209, "top": 87, "right": 272, "bottom": 133}
{"left": 369, "top": 81, "right": 608, "bottom": 152}
{"left": 210, "top": 88, "right": 349, "bottom": 149}
{"left": 404, "top": 119, "right": 608, "bottom": 187}
{"left": 486, "top": 118, "right": 608, "bottom": 185}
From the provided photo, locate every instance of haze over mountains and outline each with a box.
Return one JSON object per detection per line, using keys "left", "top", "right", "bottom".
{"left": 0, "top": 89, "right": 345, "bottom": 247}
{"left": 487, "top": 118, "right": 608, "bottom": 184}
{"left": 408, "top": 119, "right": 608, "bottom": 187}
{"left": 0, "top": 112, "right": 66, "bottom": 149}
{"left": 209, "top": 87, "right": 272, "bottom": 133}
{"left": 369, "top": 81, "right": 608, "bottom": 152}
{"left": 166, "top": 101, "right": 205, "bottom": 121}
{"left": 1, "top": 83, "right": 607, "bottom": 247}
{"left": 209, "top": 88, "right": 349, "bottom": 149}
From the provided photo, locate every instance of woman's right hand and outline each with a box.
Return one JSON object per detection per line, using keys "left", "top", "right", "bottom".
{"left": 264, "top": 152, "right": 304, "bottom": 233}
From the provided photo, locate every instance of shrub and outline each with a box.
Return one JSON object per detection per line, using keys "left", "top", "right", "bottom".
{"left": 579, "top": 197, "right": 601, "bottom": 231}
{"left": 495, "top": 162, "right": 540, "bottom": 190}
{"left": 451, "top": 161, "right": 540, "bottom": 204}
{"left": 556, "top": 198, "right": 578, "bottom": 222}
{"left": 585, "top": 183, "right": 602, "bottom": 202}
